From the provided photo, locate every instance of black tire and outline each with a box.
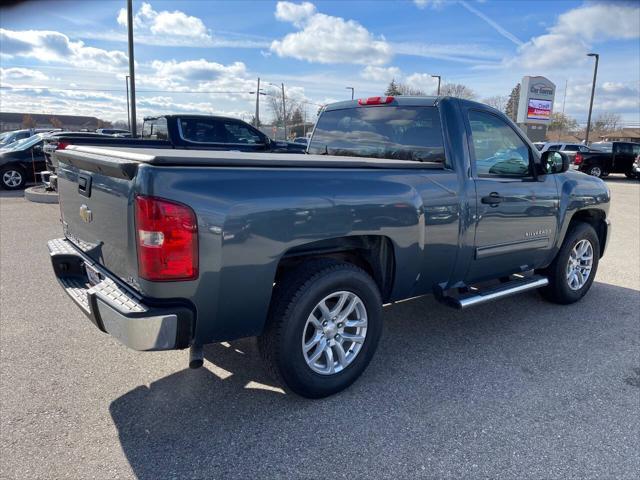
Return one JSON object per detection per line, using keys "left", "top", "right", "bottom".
{"left": 0, "top": 165, "right": 27, "bottom": 190}
{"left": 539, "top": 221, "right": 600, "bottom": 304}
{"left": 624, "top": 172, "right": 639, "bottom": 179}
{"left": 258, "top": 259, "right": 382, "bottom": 398}
{"left": 586, "top": 165, "right": 603, "bottom": 178}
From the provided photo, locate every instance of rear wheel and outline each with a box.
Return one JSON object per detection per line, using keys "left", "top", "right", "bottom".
{"left": 539, "top": 221, "right": 600, "bottom": 304}
{"left": 625, "top": 171, "right": 639, "bottom": 179}
{"left": 0, "top": 166, "right": 26, "bottom": 190}
{"left": 258, "top": 260, "right": 382, "bottom": 398}
{"left": 587, "top": 165, "right": 603, "bottom": 178}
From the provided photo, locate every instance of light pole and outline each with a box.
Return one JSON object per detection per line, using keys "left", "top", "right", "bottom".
{"left": 126, "top": 0, "right": 137, "bottom": 137}
{"left": 431, "top": 75, "right": 441, "bottom": 95}
{"left": 125, "top": 75, "right": 131, "bottom": 132}
{"left": 345, "top": 86, "right": 354, "bottom": 100}
{"left": 584, "top": 53, "right": 599, "bottom": 145}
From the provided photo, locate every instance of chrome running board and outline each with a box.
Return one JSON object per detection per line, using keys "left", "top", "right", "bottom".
{"left": 443, "top": 275, "right": 549, "bottom": 310}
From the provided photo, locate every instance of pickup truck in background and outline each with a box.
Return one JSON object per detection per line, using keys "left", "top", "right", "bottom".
{"left": 43, "top": 114, "right": 307, "bottom": 186}
{"left": 573, "top": 141, "right": 640, "bottom": 178}
{"left": 48, "top": 96, "right": 611, "bottom": 398}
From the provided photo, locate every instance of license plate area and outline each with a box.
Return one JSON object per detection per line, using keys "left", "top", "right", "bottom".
{"left": 84, "top": 262, "right": 103, "bottom": 286}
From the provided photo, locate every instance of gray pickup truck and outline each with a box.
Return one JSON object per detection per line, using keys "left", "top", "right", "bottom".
{"left": 48, "top": 96, "right": 611, "bottom": 398}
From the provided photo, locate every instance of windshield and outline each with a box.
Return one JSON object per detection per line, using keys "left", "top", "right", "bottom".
{"left": 308, "top": 106, "right": 446, "bottom": 164}
{"left": 1, "top": 134, "right": 43, "bottom": 151}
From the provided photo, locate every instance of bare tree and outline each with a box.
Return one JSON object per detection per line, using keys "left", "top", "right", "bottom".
{"left": 49, "top": 117, "right": 63, "bottom": 129}
{"left": 440, "top": 83, "right": 476, "bottom": 100}
{"left": 483, "top": 95, "right": 509, "bottom": 113}
{"left": 385, "top": 79, "right": 402, "bottom": 96}
{"left": 593, "top": 112, "right": 622, "bottom": 134}
{"left": 267, "top": 93, "right": 301, "bottom": 127}
{"left": 22, "top": 114, "right": 37, "bottom": 129}
{"left": 384, "top": 79, "right": 427, "bottom": 96}
{"left": 548, "top": 112, "right": 578, "bottom": 132}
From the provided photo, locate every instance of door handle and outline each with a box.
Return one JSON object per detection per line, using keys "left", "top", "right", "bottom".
{"left": 481, "top": 192, "right": 503, "bottom": 206}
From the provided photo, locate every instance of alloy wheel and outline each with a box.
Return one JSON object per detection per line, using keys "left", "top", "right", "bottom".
{"left": 566, "top": 239, "right": 594, "bottom": 290}
{"left": 2, "top": 170, "right": 23, "bottom": 188}
{"left": 302, "top": 291, "right": 368, "bottom": 375}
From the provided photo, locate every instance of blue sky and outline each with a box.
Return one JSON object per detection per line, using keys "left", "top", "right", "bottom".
{"left": 1, "top": 0, "right": 638, "bottom": 125}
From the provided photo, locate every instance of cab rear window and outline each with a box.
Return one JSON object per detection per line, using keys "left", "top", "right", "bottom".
{"left": 308, "top": 106, "right": 446, "bottom": 165}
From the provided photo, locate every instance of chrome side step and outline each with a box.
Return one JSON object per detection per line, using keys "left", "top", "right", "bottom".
{"left": 443, "top": 275, "right": 549, "bottom": 310}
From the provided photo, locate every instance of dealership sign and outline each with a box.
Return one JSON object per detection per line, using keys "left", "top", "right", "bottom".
{"left": 517, "top": 76, "right": 556, "bottom": 125}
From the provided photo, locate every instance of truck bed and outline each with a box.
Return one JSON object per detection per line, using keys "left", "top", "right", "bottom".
{"left": 58, "top": 145, "right": 443, "bottom": 174}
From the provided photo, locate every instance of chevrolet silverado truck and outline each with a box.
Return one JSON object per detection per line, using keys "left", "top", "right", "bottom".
{"left": 43, "top": 114, "right": 306, "bottom": 189}
{"left": 48, "top": 96, "right": 611, "bottom": 398}
{"left": 573, "top": 141, "right": 640, "bottom": 178}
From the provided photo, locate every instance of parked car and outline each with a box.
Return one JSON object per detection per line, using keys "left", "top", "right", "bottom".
{"left": 0, "top": 134, "right": 47, "bottom": 189}
{"left": 573, "top": 141, "right": 640, "bottom": 178}
{"left": 632, "top": 155, "right": 640, "bottom": 179}
{"left": 0, "top": 128, "right": 61, "bottom": 148}
{"left": 48, "top": 96, "right": 610, "bottom": 398}
{"left": 293, "top": 137, "right": 309, "bottom": 145}
{"left": 539, "top": 142, "right": 594, "bottom": 160}
{"left": 533, "top": 142, "right": 545, "bottom": 151}
{"left": 51, "top": 115, "right": 307, "bottom": 153}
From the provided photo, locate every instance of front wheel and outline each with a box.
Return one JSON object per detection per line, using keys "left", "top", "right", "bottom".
{"left": 625, "top": 171, "right": 639, "bottom": 180}
{"left": 539, "top": 221, "right": 600, "bottom": 304}
{"left": 258, "top": 260, "right": 382, "bottom": 398}
{"left": 0, "top": 166, "right": 26, "bottom": 190}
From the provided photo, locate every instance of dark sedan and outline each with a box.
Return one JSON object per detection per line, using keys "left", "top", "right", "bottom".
{"left": 0, "top": 134, "right": 47, "bottom": 190}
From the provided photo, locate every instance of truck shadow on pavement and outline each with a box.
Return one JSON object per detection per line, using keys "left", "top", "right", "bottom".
{"left": 109, "top": 281, "right": 639, "bottom": 479}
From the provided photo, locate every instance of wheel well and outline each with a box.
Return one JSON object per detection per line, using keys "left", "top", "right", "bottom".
{"left": 275, "top": 236, "right": 395, "bottom": 302}
{"left": 570, "top": 209, "right": 607, "bottom": 257}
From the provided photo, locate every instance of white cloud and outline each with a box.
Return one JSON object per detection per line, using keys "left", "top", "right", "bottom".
{"left": 0, "top": 67, "right": 48, "bottom": 82}
{"left": 361, "top": 66, "right": 401, "bottom": 82}
{"left": 404, "top": 73, "right": 440, "bottom": 92}
{"left": 271, "top": 2, "right": 392, "bottom": 65}
{"left": 0, "top": 28, "right": 127, "bottom": 71}
{"left": 413, "top": 0, "right": 446, "bottom": 9}
{"left": 513, "top": 3, "right": 640, "bottom": 69}
{"left": 117, "top": 2, "right": 210, "bottom": 40}
{"left": 275, "top": 1, "right": 316, "bottom": 27}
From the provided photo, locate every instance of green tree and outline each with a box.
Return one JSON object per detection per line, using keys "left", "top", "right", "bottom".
{"left": 505, "top": 83, "right": 520, "bottom": 122}
{"left": 548, "top": 112, "right": 578, "bottom": 132}
{"left": 384, "top": 79, "right": 402, "bottom": 96}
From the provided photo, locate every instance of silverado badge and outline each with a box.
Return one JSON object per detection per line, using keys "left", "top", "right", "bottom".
{"left": 79, "top": 204, "right": 93, "bottom": 223}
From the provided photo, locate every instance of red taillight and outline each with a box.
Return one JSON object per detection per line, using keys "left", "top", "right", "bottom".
{"left": 357, "top": 96, "right": 394, "bottom": 105}
{"left": 57, "top": 141, "right": 69, "bottom": 150}
{"left": 135, "top": 196, "right": 198, "bottom": 281}
{"left": 574, "top": 153, "right": 583, "bottom": 165}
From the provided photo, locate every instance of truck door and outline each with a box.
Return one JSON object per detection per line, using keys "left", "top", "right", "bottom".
{"left": 464, "top": 109, "right": 559, "bottom": 282}
{"left": 612, "top": 142, "right": 635, "bottom": 173}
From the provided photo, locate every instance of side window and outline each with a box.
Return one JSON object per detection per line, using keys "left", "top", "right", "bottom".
{"left": 547, "top": 144, "right": 561, "bottom": 151}
{"left": 579, "top": 146, "right": 591, "bottom": 152}
{"left": 223, "top": 122, "right": 264, "bottom": 144}
{"left": 468, "top": 110, "right": 531, "bottom": 178}
{"left": 632, "top": 144, "right": 640, "bottom": 155}
{"left": 142, "top": 118, "right": 168, "bottom": 140}
{"left": 179, "top": 118, "right": 227, "bottom": 143}
{"left": 616, "top": 143, "right": 632, "bottom": 154}
{"left": 563, "top": 145, "right": 579, "bottom": 151}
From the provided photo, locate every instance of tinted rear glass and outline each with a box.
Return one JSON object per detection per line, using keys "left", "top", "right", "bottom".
{"left": 308, "top": 106, "right": 446, "bottom": 164}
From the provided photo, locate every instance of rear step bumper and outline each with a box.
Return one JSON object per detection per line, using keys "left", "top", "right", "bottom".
{"left": 47, "top": 238, "right": 193, "bottom": 351}
{"left": 443, "top": 275, "right": 549, "bottom": 310}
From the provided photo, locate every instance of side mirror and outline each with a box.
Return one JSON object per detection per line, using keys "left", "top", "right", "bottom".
{"left": 541, "top": 150, "right": 569, "bottom": 174}
{"left": 32, "top": 144, "right": 43, "bottom": 153}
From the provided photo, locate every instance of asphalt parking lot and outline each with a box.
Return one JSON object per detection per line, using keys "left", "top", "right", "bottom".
{"left": 1, "top": 178, "right": 639, "bottom": 479}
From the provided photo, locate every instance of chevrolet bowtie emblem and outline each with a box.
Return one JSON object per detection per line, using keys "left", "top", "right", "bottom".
{"left": 79, "top": 204, "right": 93, "bottom": 223}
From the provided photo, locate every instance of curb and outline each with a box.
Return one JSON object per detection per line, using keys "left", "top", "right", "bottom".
{"left": 24, "top": 186, "right": 59, "bottom": 204}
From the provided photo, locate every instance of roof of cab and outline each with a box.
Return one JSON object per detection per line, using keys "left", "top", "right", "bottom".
{"left": 323, "top": 95, "right": 441, "bottom": 111}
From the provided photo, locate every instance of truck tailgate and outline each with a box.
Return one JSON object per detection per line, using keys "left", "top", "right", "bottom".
{"left": 55, "top": 149, "right": 139, "bottom": 287}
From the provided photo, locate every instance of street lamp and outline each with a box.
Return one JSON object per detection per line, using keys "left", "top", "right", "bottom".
{"left": 431, "top": 75, "right": 441, "bottom": 96}
{"left": 585, "top": 53, "right": 599, "bottom": 145}
{"left": 345, "top": 86, "right": 354, "bottom": 100}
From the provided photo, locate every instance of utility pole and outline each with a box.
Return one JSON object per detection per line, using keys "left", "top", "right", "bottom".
{"left": 281, "top": 82, "right": 287, "bottom": 139}
{"left": 125, "top": 75, "right": 131, "bottom": 132}
{"left": 432, "top": 75, "right": 441, "bottom": 95}
{"left": 254, "top": 77, "right": 260, "bottom": 128}
{"left": 126, "top": 0, "right": 137, "bottom": 137}
{"left": 585, "top": 53, "right": 599, "bottom": 144}
{"left": 345, "top": 86, "right": 354, "bottom": 100}
{"left": 561, "top": 79, "right": 568, "bottom": 114}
